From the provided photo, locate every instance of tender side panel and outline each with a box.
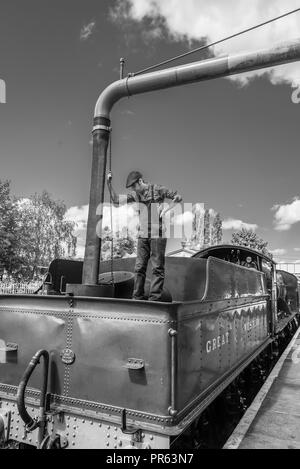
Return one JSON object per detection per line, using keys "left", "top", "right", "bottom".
{"left": 100, "top": 257, "right": 208, "bottom": 302}
{"left": 68, "top": 313, "right": 171, "bottom": 415}
{"left": 0, "top": 305, "right": 66, "bottom": 394}
{"left": 177, "top": 300, "right": 268, "bottom": 413}
{"left": 203, "top": 257, "right": 265, "bottom": 301}
{"left": 176, "top": 257, "right": 269, "bottom": 415}
{"left": 0, "top": 296, "right": 176, "bottom": 420}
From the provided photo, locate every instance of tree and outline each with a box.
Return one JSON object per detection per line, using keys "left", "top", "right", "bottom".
{"left": 231, "top": 228, "right": 273, "bottom": 258}
{"left": 101, "top": 226, "right": 136, "bottom": 261}
{"left": 203, "top": 209, "right": 210, "bottom": 247}
{"left": 14, "top": 191, "right": 77, "bottom": 279}
{"left": 0, "top": 180, "right": 20, "bottom": 277}
{"left": 212, "top": 212, "right": 223, "bottom": 245}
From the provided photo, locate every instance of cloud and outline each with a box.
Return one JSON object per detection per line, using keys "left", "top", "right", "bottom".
{"left": 65, "top": 203, "right": 139, "bottom": 258}
{"left": 174, "top": 210, "right": 193, "bottom": 225}
{"left": 223, "top": 218, "right": 258, "bottom": 230}
{"left": 111, "top": 0, "right": 300, "bottom": 86}
{"left": 269, "top": 248, "right": 287, "bottom": 256}
{"left": 294, "top": 247, "right": 300, "bottom": 251}
{"left": 80, "top": 21, "right": 96, "bottom": 41}
{"left": 272, "top": 197, "right": 300, "bottom": 231}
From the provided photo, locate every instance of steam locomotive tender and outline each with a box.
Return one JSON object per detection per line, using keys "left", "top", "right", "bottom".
{"left": 0, "top": 244, "right": 299, "bottom": 449}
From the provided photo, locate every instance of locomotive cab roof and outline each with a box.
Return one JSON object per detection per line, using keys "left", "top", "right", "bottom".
{"left": 192, "top": 244, "right": 275, "bottom": 267}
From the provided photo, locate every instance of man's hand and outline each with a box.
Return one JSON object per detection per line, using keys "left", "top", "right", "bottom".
{"left": 107, "top": 172, "right": 112, "bottom": 184}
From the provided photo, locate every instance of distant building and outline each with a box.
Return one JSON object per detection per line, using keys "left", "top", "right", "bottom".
{"left": 276, "top": 263, "right": 300, "bottom": 281}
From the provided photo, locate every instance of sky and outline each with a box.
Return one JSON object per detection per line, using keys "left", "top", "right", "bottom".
{"left": 1, "top": 0, "right": 300, "bottom": 261}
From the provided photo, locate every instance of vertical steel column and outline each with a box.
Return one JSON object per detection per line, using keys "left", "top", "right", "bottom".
{"left": 82, "top": 116, "right": 111, "bottom": 285}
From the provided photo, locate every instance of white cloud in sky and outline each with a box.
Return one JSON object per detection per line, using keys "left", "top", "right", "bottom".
{"left": 294, "top": 247, "right": 300, "bottom": 251}
{"left": 269, "top": 248, "right": 287, "bottom": 256}
{"left": 223, "top": 218, "right": 258, "bottom": 231}
{"left": 112, "top": 0, "right": 300, "bottom": 86}
{"left": 272, "top": 197, "right": 300, "bottom": 231}
{"left": 174, "top": 210, "right": 193, "bottom": 225}
{"left": 66, "top": 203, "right": 139, "bottom": 258}
{"left": 80, "top": 21, "right": 96, "bottom": 41}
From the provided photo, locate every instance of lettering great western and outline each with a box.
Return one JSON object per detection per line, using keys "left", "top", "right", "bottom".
{"left": 206, "top": 317, "right": 260, "bottom": 354}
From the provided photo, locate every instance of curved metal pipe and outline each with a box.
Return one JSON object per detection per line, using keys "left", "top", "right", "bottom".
{"left": 83, "top": 38, "right": 300, "bottom": 285}
{"left": 95, "top": 38, "right": 300, "bottom": 119}
{"left": 17, "top": 350, "right": 49, "bottom": 433}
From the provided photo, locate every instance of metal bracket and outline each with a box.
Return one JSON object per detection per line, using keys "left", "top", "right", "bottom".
{"left": 0, "top": 342, "right": 18, "bottom": 363}
{"left": 92, "top": 125, "right": 112, "bottom": 133}
{"left": 40, "top": 433, "right": 68, "bottom": 449}
{"left": 125, "top": 358, "right": 145, "bottom": 370}
{"left": 26, "top": 417, "right": 40, "bottom": 432}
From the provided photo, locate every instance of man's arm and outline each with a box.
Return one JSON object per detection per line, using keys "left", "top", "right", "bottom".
{"left": 107, "top": 172, "right": 135, "bottom": 206}
{"left": 158, "top": 187, "right": 182, "bottom": 218}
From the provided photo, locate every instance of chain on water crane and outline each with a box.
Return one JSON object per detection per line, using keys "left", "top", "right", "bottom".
{"left": 105, "top": 58, "right": 125, "bottom": 286}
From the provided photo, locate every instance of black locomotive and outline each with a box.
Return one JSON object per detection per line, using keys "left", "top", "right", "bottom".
{"left": 0, "top": 244, "right": 298, "bottom": 449}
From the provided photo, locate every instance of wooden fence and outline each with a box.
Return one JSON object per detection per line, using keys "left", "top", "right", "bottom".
{"left": 0, "top": 282, "right": 46, "bottom": 295}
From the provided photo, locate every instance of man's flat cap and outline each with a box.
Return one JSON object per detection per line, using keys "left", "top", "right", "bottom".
{"left": 126, "top": 171, "right": 143, "bottom": 188}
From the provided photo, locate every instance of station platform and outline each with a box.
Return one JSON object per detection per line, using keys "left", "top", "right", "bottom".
{"left": 224, "top": 327, "right": 300, "bottom": 449}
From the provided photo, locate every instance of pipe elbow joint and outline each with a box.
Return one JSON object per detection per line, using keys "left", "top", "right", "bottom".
{"left": 94, "top": 79, "right": 129, "bottom": 120}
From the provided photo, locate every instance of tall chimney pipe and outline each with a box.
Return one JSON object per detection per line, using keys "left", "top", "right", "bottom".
{"left": 82, "top": 38, "right": 300, "bottom": 286}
